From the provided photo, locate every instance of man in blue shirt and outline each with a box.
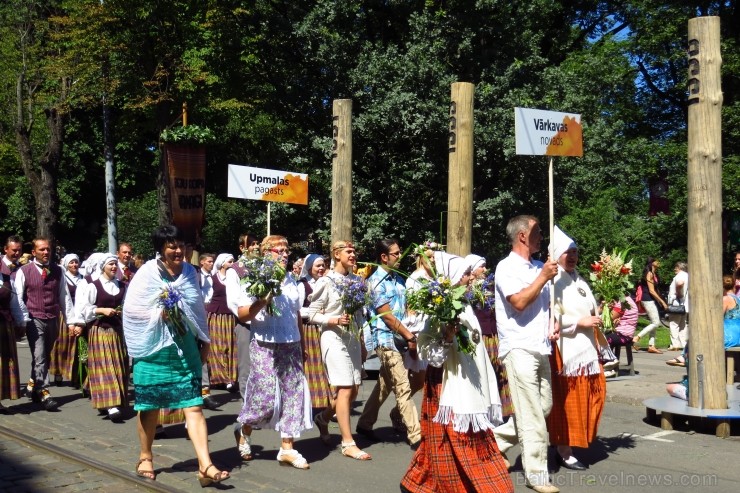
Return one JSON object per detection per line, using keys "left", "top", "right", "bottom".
{"left": 356, "top": 239, "right": 421, "bottom": 449}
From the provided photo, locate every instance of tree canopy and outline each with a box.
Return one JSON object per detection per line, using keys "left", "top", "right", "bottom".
{"left": 0, "top": 0, "right": 737, "bottom": 280}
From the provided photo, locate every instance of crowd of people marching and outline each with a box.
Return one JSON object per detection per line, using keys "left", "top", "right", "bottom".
{"left": 1, "top": 218, "right": 738, "bottom": 492}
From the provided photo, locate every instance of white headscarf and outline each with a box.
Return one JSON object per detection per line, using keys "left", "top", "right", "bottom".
{"left": 549, "top": 225, "right": 577, "bottom": 260}
{"left": 214, "top": 253, "right": 234, "bottom": 271}
{"left": 99, "top": 254, "right": 118, "bottom": 270}
{"left": 62, "top": 253, "right": 80, "bottom": 270}
{"left": 82, "top": 252, "right": 105, "bottom": 278}
{"left": 299, "top": 254, "right": 322, "bottom": 280}
{"left": 465, "top": 254, "right": 485, "bottom": 273}
{"left": 434, "top": 251, "right": 468, "bottom": 285}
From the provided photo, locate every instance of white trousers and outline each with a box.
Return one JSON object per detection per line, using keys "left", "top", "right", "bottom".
{"left": 494, "top": 349, "right": 553, "bottom": 486}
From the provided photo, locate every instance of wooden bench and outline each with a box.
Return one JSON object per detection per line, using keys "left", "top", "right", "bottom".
{"left": 727, "top": 347, "right": 740, "bottom": 385}
{"left": 644, "top": 385, "right": 740, "bottom": 438}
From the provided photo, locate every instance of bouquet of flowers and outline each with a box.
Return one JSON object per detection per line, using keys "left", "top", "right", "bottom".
{"left": 466, "top": 271, "right": 495, "bottom": 311}
{"left": 334, "top": 275, "right": 374, "bottom": 338}
{"left": 589, "top": 248, "right": 634, "bottom": 331}
{"left": 239, "top": 254, "right": 287, "bottom": 315}
{"left": 159, "top": 286, "right": 188, "bottom": 336}
{"left": 406, "top": 275, "right": 475, "bottom": 354}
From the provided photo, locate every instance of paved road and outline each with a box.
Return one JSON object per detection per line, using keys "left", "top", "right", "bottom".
{"left": 1, "top": 342, "right": 738, "bottom": 492}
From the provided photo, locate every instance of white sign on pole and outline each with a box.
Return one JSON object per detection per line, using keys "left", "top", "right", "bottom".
{"left": 514, "top": 107, "right": 583, "bottom": 157}
{"left": 227, "top": 164, "right": 309, "bottom": 205}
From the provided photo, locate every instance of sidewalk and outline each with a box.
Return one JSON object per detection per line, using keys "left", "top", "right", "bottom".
{"left": 605, "top": 347, "right": 692, "bottom": 406}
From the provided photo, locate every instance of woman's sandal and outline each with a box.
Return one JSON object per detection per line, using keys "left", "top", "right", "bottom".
{"left": 197, "top": 463, "right": 230, "bottom": 488}
{"left": 135, "top": 457, "right": 156, "bottom": 480}
{"left": 666, "top": 356, "right": 686, "bottom": 367}
{"left": 313, "top": 411, "right": 332, "bottom": 446}
{"left": 233, "top": 423, "right": 253, "bottom": 461}
{"left": 277, "top": 448, "right": 310, "bottom": 469}
{"left": 341, "top": 441, "right": 372, "bottom": 461}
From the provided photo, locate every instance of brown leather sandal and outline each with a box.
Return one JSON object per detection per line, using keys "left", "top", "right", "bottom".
{"left": 135, "top": 457, "right": 155, "bottom": 480}
{"left": 198, "top": 463, "right": 230, "bottom": 487}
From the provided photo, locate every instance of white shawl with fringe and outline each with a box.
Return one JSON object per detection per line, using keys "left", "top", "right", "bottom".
{"left": 122, "top": 259, "right": 209, "bottom": 359}
{"left": 419, "top": 305, "right": 503, "bottom": 433}
{"left": 553, "top": 268, "right": 601, "bottom": 376}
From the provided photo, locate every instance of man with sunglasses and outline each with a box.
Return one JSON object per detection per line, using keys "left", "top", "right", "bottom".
{"left": 356, "top": 238, "right": 421, "bottom": 450}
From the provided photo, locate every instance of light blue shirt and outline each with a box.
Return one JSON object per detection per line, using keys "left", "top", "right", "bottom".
{"left": 368, "top": 267, "right": 406, "bottom": 350}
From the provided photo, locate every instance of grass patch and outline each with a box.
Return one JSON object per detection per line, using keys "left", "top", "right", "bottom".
{"left": 632, "top": 315, "right": 671, "bottom": 349}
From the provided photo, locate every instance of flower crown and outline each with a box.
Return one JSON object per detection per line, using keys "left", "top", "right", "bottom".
{"left": 413, "top": 241, "right": 445, "bottom": 256}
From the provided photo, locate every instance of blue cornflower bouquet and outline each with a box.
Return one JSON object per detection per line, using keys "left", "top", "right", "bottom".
{"left": 334, "top": 275, "right": 373, "bottom": 338}
{"left": 406, "top": 275, "right": 475, "bottom": 355}
{"left": 466, "top": 272, "right": 495, "bottom": 311}
{"left": 239, "top": 254, "right": 287, "bottom": 315}
{"left": 159, "top": 286, "right": 187, "bottom": 336}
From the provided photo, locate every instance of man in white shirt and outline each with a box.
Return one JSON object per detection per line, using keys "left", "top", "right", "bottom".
{"left": 14, "top": 238, "right": 73, "bottom": 411}
{"left": 197, "top": 252, "right": 217, "bottom": 409}
{"left": 116, "top": 242, "right": 135, "bottom": 283}
{"left": 667, "top": 262, "right": 689, "bottom": 351}
{"left": 493, "top": 215, "right": 560, "bottom": 493}
{"left": 1, "top": 236, "right": 23, "bottom": 278}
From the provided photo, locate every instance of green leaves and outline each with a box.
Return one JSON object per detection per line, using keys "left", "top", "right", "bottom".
{"left": 159, "top": 124, "right": 215, "bottom": 145}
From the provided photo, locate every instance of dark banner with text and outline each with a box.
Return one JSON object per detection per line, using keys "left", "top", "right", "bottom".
{"left": 165, "top": 143, "right": 206, "bottom": 245}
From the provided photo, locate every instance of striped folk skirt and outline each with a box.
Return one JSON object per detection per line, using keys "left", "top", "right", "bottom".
{"left": 87, "top": 324, "right": 129, "bottom": 410}
{"left": 302, "top": 322, "right": 333, "bottom": 408}
{"left": 0, "top": 317, "right": 20, "bottom": 400}
{"left": 546, "top": 344, "right": 606, "bottom": 448}
{"left": 49, "top": 316, "right": 77, "bottom": 382}
{"left": 483, "top": 333, "right": 514, "bottom": 417}
{"left": 205, "top": 312, "right": 237, "bottom": 386}
{"left": 401, "top": 366, "right": 514, "bottom": 493}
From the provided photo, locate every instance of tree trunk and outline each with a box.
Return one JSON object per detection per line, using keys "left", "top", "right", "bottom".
{"left": 14, "top": 77, "right": 66, "bottom": 246}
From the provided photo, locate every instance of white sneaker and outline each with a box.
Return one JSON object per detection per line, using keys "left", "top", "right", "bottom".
{"left": 604, "top": 369, "right": 617, "bottom": 378}
{"left": 603, "top": 360, "right": 619, "bottom": 370}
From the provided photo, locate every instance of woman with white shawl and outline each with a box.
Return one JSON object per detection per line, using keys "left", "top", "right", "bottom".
{"left": 401, "top": 253, "right": 513, "bottom": 493}
{"left": 122, "top": 225, "right": 229, "bottom": 486}
{"left": 546, "top": 226, "right": 606, "bottom": 471}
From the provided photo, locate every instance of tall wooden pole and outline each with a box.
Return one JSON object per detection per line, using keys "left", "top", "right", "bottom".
{"left": 331, "top": 99, "right": 353, "bottom": 246}
{"left": 686, "top": 16, "right": 724, "bottom": 411}
{"left": 447, "top": 83, "right": 474, "bottom": 256}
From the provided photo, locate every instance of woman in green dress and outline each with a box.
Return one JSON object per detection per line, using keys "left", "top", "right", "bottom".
{"left": 122, "top": 225, "right": 229, "bottom": 487}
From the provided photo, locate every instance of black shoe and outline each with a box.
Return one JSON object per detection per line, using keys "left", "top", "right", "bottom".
{"left": 202, "top": 395, "right": 218, "bottom": 410}
{"left": 409, "top": 439, "right": 421, "bottom": 451}
{"left": 355, "top": 425, "right": 377, "bottom": 441}
{"left": 41, "top": 395, "right": 59, "bottom": 411}
{"left": 557, "top": 453, "right": 587, "bottom": 471}
{"left": 107, "top": 407, "right": 123, "bottom": 421}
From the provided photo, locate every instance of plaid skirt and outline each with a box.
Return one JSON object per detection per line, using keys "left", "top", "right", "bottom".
{"left": 302, "top": 322, "right": 332, "bottom": 408}
{"left": 0, "top": 317, "right": 20, "bottom": 400}
{"left": 206, "top": 312, "right": 237, "bottom": 385}
{"left": 483, "top": 333, "right": 514, "bottom": 417}
{"left": 401, "top": 366, "right": 514, "bottom": 493}
{"left": 49, "top": 316, "right": 77, "bottom": 381}
{"left": 87, "top": 324, "right": 129, "bottom": 410}
{"left": 547, "top": 344, "right": 606, "bottom": 448}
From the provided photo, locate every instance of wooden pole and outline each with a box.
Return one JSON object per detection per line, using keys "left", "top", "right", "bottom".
{"left": 686, "top": 16, "right": 724, "bottom": 410}
{"left": 331, "top": 99, "right": 353, "bottom": 246}
{"left": 183, "top": 102, "right": 188, "bottom": 127}
{"left": 447, "top": 83, "right": 474, "bottom": 256}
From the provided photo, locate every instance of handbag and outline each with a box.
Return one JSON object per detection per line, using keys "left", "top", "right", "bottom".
{"left": 667, "top": 304, "right": 686, "bottom": 315}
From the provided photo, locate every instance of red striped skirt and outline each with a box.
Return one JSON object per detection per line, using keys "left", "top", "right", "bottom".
{"left": 87, "top": 324, "right": 129, "bottom": 409}
{"left": 401, "top": 366, "right": 514, "bottom": 493}
{"left": 546, "top": 344, "right": 606, "bottom": 448}
{"left": 50, "top": 316, "right": 77, "bottom": 381}
{"left": 0, "top": 318, "right": 20, "bottom": 400}
{"left": 483, "top": 333, "right": 514, "bottom": 417}
{"left": 157, "top": 407, "right": 185, "bottom": 425}
{"left": 206, "top": 312, "right": 237, "bottom": 385}
{"left": 302, "top": 322, "right": 332, "bottom": 408}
